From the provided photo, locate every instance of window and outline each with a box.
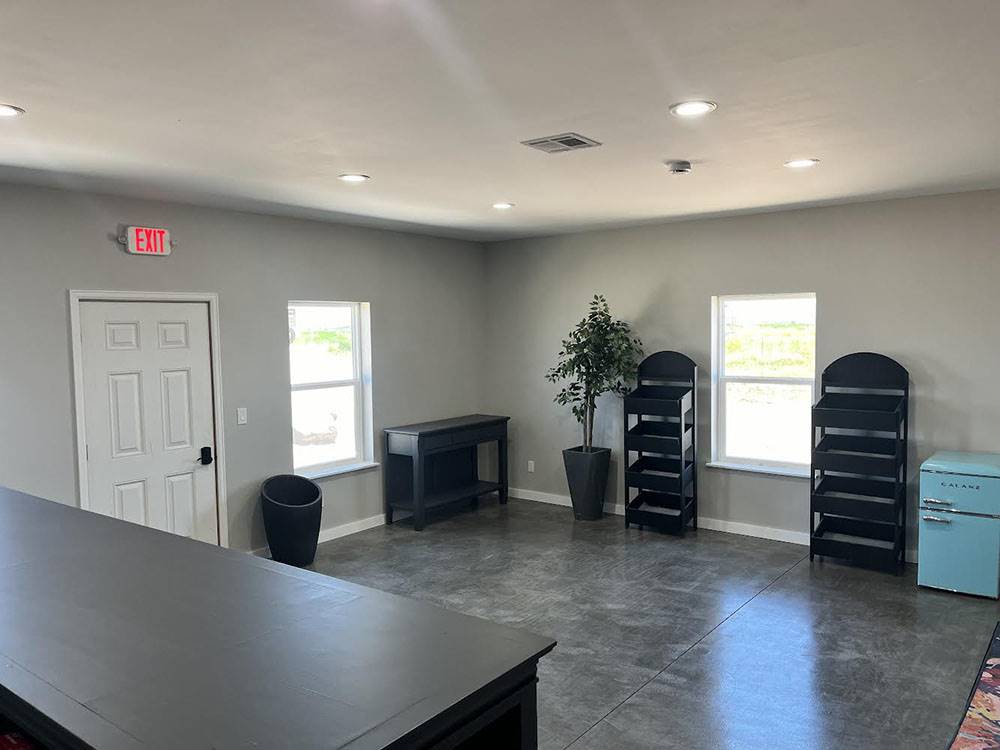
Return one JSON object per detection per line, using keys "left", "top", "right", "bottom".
{"left": 711, "top": 293, "right": 816, "bottom": 474}
{"left": 288, "top": 301, "right": 373, "bottom": 476}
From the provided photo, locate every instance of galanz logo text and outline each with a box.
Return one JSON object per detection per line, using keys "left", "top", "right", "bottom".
{"left": 941, "top": 481, "right": 980, "bottom": 491}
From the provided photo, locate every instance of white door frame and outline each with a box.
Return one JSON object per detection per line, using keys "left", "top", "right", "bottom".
{"left": 69, "top": 290, "right": 230, "bottom": 547}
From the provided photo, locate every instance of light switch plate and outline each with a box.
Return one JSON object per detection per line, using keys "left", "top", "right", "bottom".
{"left": 236, "top": 407, "right": 248, "bottom": 425}
{"left": 527, "top": 460, "right": 535, "bottom": 473}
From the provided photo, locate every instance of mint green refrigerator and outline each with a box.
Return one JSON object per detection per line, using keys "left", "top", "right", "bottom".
{"left": 918, "top": 452, "right": 1000, "bottom": 598}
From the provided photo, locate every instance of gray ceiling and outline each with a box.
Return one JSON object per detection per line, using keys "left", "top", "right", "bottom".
{"left": 2, "top": 0, "right": 999, "bottom": 240}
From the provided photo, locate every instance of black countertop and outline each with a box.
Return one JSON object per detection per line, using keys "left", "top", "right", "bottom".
{"left": 0, "top": 487, "right": 554, "bottom": 749}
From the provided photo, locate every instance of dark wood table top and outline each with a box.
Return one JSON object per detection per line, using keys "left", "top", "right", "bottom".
{"left": 383, "top": 414, "right": 510, "bottom": 436}
{"left": 0, "top": 487, "right": 554, "bottom": 749}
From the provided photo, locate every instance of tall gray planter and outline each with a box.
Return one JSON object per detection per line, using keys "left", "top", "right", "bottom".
{"left": 261, "top": 474, "right": 322, "bottom": 567}
{"left": 562, "top": 446, "right": 610, "bottom": 520}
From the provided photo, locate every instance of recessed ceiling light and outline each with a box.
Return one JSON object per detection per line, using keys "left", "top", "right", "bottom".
{"left": 669, "top": 100, "right": 717, "bottom": 118}
{"left": 665, "top": 160, "right": 693, "bottom": 174}
{"left": 784, "top": 158, "right": 820, "bottom": 169}
{"left": 0, "top": 104, "right": 25, "bottom": 118}
{"left": 338, "top": 173, "right": 370, "bottom": 183}
{"left": 492, "top": 202, "right": 515, "bottom": 210}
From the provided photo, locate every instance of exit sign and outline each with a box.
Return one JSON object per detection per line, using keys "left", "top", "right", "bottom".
{"left": 126, "top": 226, "right": 171, "bottom": 256}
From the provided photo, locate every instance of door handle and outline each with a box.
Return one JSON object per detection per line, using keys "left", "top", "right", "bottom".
{"left": 923, "top": 498, "right": 953, "bottom": 506}
{"left": 200, "top": 446, "right": 214, "bottom": 465}
{"left": 922, "top": 515, "right": 951, "bottom": 523}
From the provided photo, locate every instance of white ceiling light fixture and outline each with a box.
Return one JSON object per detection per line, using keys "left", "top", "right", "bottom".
{"left": 669, "top": 100, "right": 717, "bottom": 118}
{"left": 784, "top": 158, "right": 820, "bottom": 169}
{"left": 492, "top": 202, "right": 515, "bottom": 210}
{"left": 337, "top": 173, "right": 370, "bottom": 183}
{"left": 0, "top": 104, "right": 25, "bottom": 118}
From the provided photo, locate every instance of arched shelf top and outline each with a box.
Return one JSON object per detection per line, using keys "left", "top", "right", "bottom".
{"left": 637, "top": 351, "right": 698, "bottom": 382}
{"left": 822, "top": 352, "right": 908, "bottom": 389}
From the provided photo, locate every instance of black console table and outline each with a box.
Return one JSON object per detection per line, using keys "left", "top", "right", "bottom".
{"left": 384, "top": 414, "right": 510, "bottom": 530}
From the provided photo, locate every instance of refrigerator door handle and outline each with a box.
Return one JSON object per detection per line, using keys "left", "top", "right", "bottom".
{"left": 922, "top": 515, "right": 952, "bottom": 523}
{"left": 923, "top": 498, "right": 954, "bottom": 506}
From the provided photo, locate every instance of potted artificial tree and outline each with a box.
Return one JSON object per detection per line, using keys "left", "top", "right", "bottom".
{"left": 546, "top": 295, "right": 643, "bottom": 520}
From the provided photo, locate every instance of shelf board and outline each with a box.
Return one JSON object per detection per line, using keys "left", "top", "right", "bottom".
{"left": 815, "top": 475, "right": 899, "bottom": 501}
{"left": 812, "top": 489, "right": 896, "bottom": 506}
{"left": 815, "top": 434, "right": 898, "bottom": 458}
{"left": 626, "top": 460, "right": 694, "bottom": 495}
{"left": 627, "top": 385, "right": 692, "bottom": 400}
{"left": 813, "top": 513, "right": 898, "bottom": 544}
{"left": 813, "top": 393, "right": 905, "bottom": 432}
{"left": 812, "top": 433, "right": 901, "bottom": 477}
{"left": 626, "top": 491, "right": 694, "bottom": 535}
{"left": 628, "top": 456, "right": 689, "bottom": 476}
{"left": 811, "top": 514, "right": 901, "bottom": 572}
{"left": 391, "top": 480, "right": 502, "bottom": 510}
{"left": 815, "top": 531, "right": 895, "bottom": 549}
{"left": 815, "top": 393, "right": 904, "bottom": 413}
{"left": 812, "top": 490, "right": 898, "bottom": 523}
{"left": 630, "top": 502, "right": 681, "bottom": 517}
{"left": 632, "top": 490, "right": 689, "bottom": 508}
{"left": 628, "top": 421, "right": 689, "bottom": 438}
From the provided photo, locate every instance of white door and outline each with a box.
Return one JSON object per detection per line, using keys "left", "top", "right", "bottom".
{"left": 79, "top": 301, "right": 220, "bottom": 544}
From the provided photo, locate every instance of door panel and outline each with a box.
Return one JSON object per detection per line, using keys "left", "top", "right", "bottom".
{"left": 160, "top": 369, "right": 193, "bottom": 450}
{"left": 114, "top": 480, "right": 148, "bottom": 525}
{"left": 106, "top": 322, "right": 140, "bottom": 350}
{"left": 108, "top": 372, "right": 145, "bottom": 457}
{"left": 157, "top": 321, "right": 189, "bottom": 349}
{"left": 80, "top": 300, "right": 219, "bottom": 544}
{"left": 165, "top": 472, "right": 196, "bottom": 536}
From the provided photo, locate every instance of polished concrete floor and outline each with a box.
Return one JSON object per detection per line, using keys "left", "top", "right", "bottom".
{"left": 310, "top": 498, "right": 999, "bottom": 749}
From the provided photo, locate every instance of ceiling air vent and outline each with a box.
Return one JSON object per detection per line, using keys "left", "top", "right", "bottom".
{"left": 521, "top": 132, "right": 602, "bottom": 154}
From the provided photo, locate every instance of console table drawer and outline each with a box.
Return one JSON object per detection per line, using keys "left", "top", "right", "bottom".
{"left": 449, "top": 424, "right": 505, "bottom": 446}
{"left": 422, "top": 433, "right": 453, "bottom": 450}
{"left": 450, "top": 428, "right": 485, "bottom": 446}
{"left": 421, "top": 425, "right": 505, "bottom": 451}
{"left": 478, "top": 423, "right": 506, "bottom": 441}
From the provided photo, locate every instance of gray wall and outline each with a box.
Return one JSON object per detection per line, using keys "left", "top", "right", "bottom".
{"left": 483, "top": 190, "right": 1000, "bottom": 544}
{"left": 0, "top": 184, "right": 485, "bottom": 551}
{"left": 3, "top": 183, "right": 998, "bottom": 553}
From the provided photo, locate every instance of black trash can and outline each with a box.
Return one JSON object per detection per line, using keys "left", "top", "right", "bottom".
{"left": 261, "top": 475, "right": 322, "bottom": 567}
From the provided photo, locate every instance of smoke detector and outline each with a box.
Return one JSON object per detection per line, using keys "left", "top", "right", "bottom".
{"left": 665, "top": 160, "right": 693, "bottom": 174}
{"left": 521, "top": 132, "right": 602, "bottom": 154}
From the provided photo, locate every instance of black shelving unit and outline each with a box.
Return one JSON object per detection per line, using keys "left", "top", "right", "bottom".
{"left": 624, "top": 351, "right": 698, "bottom": 535}
{"left": 810, "top": 352, "right": 909, "bottom": 573}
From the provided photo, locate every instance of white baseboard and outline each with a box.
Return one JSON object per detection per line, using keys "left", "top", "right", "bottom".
{"left": 250, "top": 513, "right": 384, "bottom": 557}
{"left": 511, "top": 487, "right": 920, "bottom": 562}
{"left": 509, "top": 487, "right": 625, "bottom": 516}
{"left": 513, "top": 487, "right": 806, "bottom": 547}
{"left": 696, "top": 516, "right": 809, "bottom": 546}
{"left": 318, "top": 513, "right": 385, "bottom": 543}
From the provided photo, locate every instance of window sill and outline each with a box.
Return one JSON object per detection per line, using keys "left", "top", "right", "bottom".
{"left": 705, "top": 461, "right": 810, "bottom": 480}
{"left": 299, "top": 461, "right": 380, "bottom": 481}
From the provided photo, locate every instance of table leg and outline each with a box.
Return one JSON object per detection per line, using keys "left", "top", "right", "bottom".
{"left": 498, "top": 437, "right": 508, "bottom": 505}
{"left": 518, "top": 677, "right": 538, "bottom": 749}
{"left": 413, "top": 454, "right": 426, "bottom": 531}
{"left": 383, "top": 435, "right": 393, "bottom": 525}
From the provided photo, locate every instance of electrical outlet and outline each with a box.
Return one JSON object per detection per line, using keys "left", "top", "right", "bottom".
{"left": 236, "top": 407, "right": 248, "bottom": 425}
{"left": 527, "top": 460, "right": 535, "bottom": 473}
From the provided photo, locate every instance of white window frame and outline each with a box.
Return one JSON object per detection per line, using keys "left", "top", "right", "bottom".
{"left": 288, "top": 301, "right": 375, "bottom": 479}
{"left": 709, "top": 292, "right": 816, "bottom": 478}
